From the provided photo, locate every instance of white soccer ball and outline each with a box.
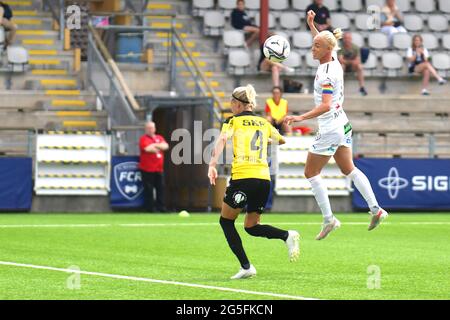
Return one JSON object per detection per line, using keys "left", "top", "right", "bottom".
{"left": 263, "top": 35, "right": 290, "bottom": 63}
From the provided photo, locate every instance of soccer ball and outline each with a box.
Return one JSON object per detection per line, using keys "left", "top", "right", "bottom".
{"left": 263, "top": 35, "right": 290, "bottom": 63}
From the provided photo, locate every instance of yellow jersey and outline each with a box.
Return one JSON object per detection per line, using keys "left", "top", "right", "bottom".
{"left": 221, "top": 111, "right": 284, "bottom": 181}
{"left": 266, "top": 98, "right": 288, "bottom": 123}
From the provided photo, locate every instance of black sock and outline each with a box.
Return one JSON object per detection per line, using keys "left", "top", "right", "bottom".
{"left": 219, "top": 216, "right": 250, "bottom": 269}
{"left": 245, "top": 224, "right": 289, "bottom": 241}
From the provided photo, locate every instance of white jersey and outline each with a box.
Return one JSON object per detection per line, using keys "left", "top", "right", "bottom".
{"left": 313, "top": 56, "right": 348, "bottom": 133}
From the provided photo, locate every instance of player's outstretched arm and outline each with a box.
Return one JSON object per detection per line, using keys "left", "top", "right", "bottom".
{"left": 208, "top": 132, "right": 227, "bottom": 185}
{"left": 285, "top": 94, "right": 332, "bottom": 124}
{"left": 307, "top": 10, "right": 319, "bottom": 38}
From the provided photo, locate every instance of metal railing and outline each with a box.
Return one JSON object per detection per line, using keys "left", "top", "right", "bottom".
{"left": 111, "top": 126, "right": 143, "bottom": 156}
{"left": 0, "top": 128, "right": 36, "bottom": 158}
{"left": 87, "top": 25, "right": 139, "bottom": 127}
{"left": 91, "top": 21, "right": 222, "bottom": 123}
{"left": 170, "top": 29, "right": 223, "bottom": 122}
{"left": 42, "top": 0, "right": 65, "bottom": 46}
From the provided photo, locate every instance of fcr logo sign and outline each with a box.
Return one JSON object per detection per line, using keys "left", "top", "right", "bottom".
{"left": 378, "top": 167, "right": 409, "bottom": 200}
{"left": 114, "top": 162, "right": 143, "bottom": 201}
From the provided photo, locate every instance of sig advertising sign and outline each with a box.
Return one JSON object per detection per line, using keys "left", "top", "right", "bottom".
{"left": 353, "top": 158, "right": 450, "bottom": 210}
{"left": 110, "top": 156, "right": 144, "bottom": 208}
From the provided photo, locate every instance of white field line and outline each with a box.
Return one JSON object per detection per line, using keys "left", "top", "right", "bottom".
{"left": 0, "top": 261, "right": 317, "bottom": 300}
{"left": 0, "top": 222, "right": 449, "bottom": 228}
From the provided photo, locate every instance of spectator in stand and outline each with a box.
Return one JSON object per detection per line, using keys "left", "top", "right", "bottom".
{"left": 258, "top": 34, "right": 295, "bottom": 87}
{"left": 265, "top": 86, "right": 292, "bottom": 134}
{"left": 381, "top": 0, "right": 407, "bottom": 45}
{"left": 338, "top": 32, "right": 368, "bottom": 96}
{"left": 305, "top": 0, "right": 332, "bottom": 32}
{"left": 139, "top": 121, "right": 169, "bottom": 212}
{"left": 0, "top": 1, "right": 17, "bottom": 46}
{"left": 230, "top": 0, "right": 259, "bottom": 47}
{"left": 407, "top": 35, "right": 447, "bottom": 96}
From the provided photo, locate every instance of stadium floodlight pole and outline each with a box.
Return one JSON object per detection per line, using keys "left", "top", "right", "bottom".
{"left": 259, "top": 0, "right": 269, "bottom": 45}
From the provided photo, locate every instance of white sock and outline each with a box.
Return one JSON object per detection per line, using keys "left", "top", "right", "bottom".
{"left": 308, "top": 175, "right": 333, "bottom": 223}
{"left": 348, "top": 167, "right": 380, "bottom": 215}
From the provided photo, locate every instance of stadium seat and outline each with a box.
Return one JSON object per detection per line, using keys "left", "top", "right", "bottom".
{"left": 427, "top": 15, "right": 448, "bottom": 33}
{"left": 7, "top": 46, "right": 29, "bottom": 72}
{"left": 292, "top": 31, "right": 312, "bottom": 54}
{"left": 365, "top": 0, "right": 384, "bottom": 7}
{"left": 332, "top": 13, "right": 351, "bottom": 31}
{"left": 203, "top": 11, "right": 225, "bottom": 36}
{"left": 393, "top": 33, "right": 412, "bottom": 55}
{"left": 274, "top": 30, "right": 290, "bottom": 41}
{"left": 283, "top": 50, "right": 302, "bottom": 72}
{"left": 363, "top": 53, "right": 378, "bottom": 76}
{"left": 305, "top": 51, "right": 319, "bottom": 75}
{"left": 382, "top": 52, "right": 403, "bottom": 77}
{"left": 396, "top": 0, "right": 411, "bottom": 12}
{"left": 422, "top": 33, "right": 439, "bottom": 51}
{"left": 323, "top": 0, "right": 339, "bottom": 11}
{"left": 279, "top": 12, "right": 301, "bottom": 33}
{"left": 192, "top": 0, "right": 215, "bottom": 17}
{"left": 245, "top": 0, "right": 260, "bottom": 17}
{"left": 368, "top": 32, "right": 389, "bottom": 55}
{"left": 218, "top": 0, "right": 235, "bottom": 16}
{"left": 442, "top": 34, "right": 450, "bottom": 51}
{"left": 0, "top": 27, "right": 5, "bottom": 53}
{"left": 350, "top": 32, "right": 365, "bottom": 48}
{"left": 228, "top": 50, "right": 251, "bottom": 75}
{"left": 431, "top": 53, "right": 450, "bottom": 77}
{"left": 223, "top": 30, "right": 245, "bottom": 54}
{"left": 414, "top": 0, "right": 436, "bottom": 14}
{"left": 292, "top": 0, "right": 311, "bottom": 12}
{"left": 269, "top": 0, "right": 289, "bottom": 18}
{"left": 438, "top": 0, "right": 450, "bottom": 14}
{"left": 355, "top": 14, "right": 373, "bottom": 33}
{"left": 341, "top": 0, "right": 362, "bottom": 13}
{"left": 254, "top": 13, "right": 276, "bottom": 29}
{"left": 403, "top": 14, "right": 424, "bottom": 32}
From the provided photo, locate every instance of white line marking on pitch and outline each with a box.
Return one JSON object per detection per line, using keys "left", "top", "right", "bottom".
{"left": 0, "top": 261, "right": 317, "bottom": 300}
{"left": 0, "top": 222, "right": 448, "bottom": 228}
{"left": 0, "top": 224, "right": 111, "bottom": 228}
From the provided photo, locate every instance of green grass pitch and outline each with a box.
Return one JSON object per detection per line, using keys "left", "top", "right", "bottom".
{"left": 0, "top": 213, "right": 449, "bottom": 300}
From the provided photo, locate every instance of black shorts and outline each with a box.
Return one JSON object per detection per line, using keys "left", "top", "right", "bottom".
{"left": 223, "top": 178, "right": 270, "bottom": 214}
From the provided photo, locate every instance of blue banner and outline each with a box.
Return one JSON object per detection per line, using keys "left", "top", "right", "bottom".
{"left": 353, "top": 158, "right": 450, "bottom": 210}
{"left": 0, "top": 158, "right": 32, "bottom": 211}
{"left": 110, "top": 156, "right": 145, "bottom": 208}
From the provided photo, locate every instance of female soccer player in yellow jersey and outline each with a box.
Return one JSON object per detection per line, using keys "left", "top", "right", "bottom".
{"left": 208, "top": 84, "right": 300, "bottom": 280}
{"left": 284, "top": 11, "right": 388, "bottom": 241}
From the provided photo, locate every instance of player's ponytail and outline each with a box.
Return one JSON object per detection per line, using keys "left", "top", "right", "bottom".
{"left": 245, "top": 84, "right": 257, "bottom": 109}
{"left": 232, "top": 84, "right": 257, "bottom": 110}
{"left": 333, "top": 28, "right": 343, "bottom": 41}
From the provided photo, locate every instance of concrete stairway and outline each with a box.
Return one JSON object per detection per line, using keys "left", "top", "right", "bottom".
{"left": 0, "top": 0, "right": 106, "bottom": 131}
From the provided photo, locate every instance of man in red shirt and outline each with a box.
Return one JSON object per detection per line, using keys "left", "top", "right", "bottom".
{"left": 139, "top": 121, "right": 169, "bottom": 212}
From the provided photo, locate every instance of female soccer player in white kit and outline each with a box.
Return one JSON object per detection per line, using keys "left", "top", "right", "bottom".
{"left": 285, "top": 11, "right": 388, "bottom": 240}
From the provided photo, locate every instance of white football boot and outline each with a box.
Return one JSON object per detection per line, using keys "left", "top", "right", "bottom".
{"left": 230, "top": 264, "right": 257, "bottom": 280}
{"left": 368, "top": 208, "right": 389, "bottom": 231}
{"left": 285, "top": 230, "right": 300, "bottom": 262}
{"left": 315, "top": 217, "right": 341, "bottom": 240}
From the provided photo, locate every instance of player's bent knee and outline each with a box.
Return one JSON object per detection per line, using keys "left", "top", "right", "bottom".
{"left": 342, "top": 168, "right": 354, "bottom": 176}
{"left": 304, "top": 169, "right": 319, "bottom": 179}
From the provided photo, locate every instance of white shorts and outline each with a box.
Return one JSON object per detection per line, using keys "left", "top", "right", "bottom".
{"left": 309, "top": 123, "right": 353, "bottom": 156}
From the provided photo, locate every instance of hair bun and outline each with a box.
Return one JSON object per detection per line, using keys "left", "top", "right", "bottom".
{"left": 333, "top": 28, "right": 343, "bottom": 40}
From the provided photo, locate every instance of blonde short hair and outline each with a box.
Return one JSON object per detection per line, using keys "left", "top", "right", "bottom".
{"left": 316, "top": 28, "right": 343, "bottom": 51}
